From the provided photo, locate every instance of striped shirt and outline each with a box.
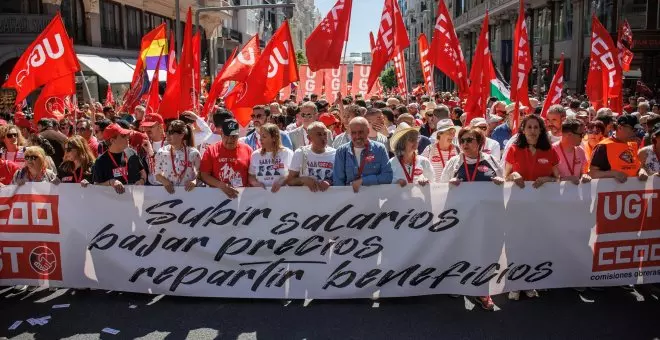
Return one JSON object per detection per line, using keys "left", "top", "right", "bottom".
{"left": 421, "top": 143, "right": 459, "bottom": 183}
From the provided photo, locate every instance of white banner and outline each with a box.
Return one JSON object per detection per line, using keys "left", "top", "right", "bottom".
{"left": 1, "top": 179, "right": 659, "bottom": 299}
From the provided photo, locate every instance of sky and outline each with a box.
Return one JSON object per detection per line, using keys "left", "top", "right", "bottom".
{"left": 315, "top": 0, "right": 383, "bottom": 55}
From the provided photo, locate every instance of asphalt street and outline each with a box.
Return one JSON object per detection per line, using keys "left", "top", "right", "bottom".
{"left": 2, "top": 285, "right": 660, "bottom": 340}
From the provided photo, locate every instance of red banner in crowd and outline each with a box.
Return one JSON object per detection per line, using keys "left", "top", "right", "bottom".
{"left": 104, "top": 84, "right": 114, "bottom": 107}
{"left": 417, "top": 34, "right": 434, "bottom": 96}
{"left": 298, "top": 65, "right": 324, "bottom": 98}
{"left": 510, "top": 0, "right": 531, "bottom": 108}
{"left": 305, "top": 0, "right": 352, "bottom": 71}
{"left": 464, "top": 13, "right": 493, "bottom": 125}
{"left": 33, "top": 72, "right": 75, "bottom": 122}
{"left": 2, "top": 14, "right": 80, "bottom": 105}
{"left": 367, "top": 0, "right": 409, "bottom": 93}
{"left": 393, "top": 51, "right": 407, "bottom": 94}
{"left": 352, "top": 64, "right": 381, "bottom": 97}
{"left": 323, "top": 65, "right": 348, "bottom": 102}
{"left": 201, "top": 47, "right": 238, "bottom": 118}
{"left": 540, "top": 54, "right": 564, "bottom": 119}
{"left": 167, "top": 33, "right": 177, "bottom": 83}
{"left": 430, "top": 0, "right": 468, "bottom": 97}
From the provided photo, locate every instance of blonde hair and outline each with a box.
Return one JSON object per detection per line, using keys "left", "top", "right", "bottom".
{"left": 23, "top": 146, "right": 47, "bottom": 172}
{"left": 259, "top": 123, "right": 283, "bottom": 156}
{"left": 0, "top": 124, "right": 27, "bottom": 149}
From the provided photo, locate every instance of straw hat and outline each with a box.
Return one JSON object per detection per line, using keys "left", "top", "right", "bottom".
{"left": 389, "top": 122, "right": 420, "bottom": 151}
{"left": 421, "top": 101, "right": 437, "bottom": 115}
{"left": 435, "top": 119, "right": 460, "bottom": 134}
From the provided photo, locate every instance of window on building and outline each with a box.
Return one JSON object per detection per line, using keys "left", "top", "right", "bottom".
{"left": 555, "top": 0, "right": 573, "bottom": 41}
{"left": 1, "top": 0, "right": 43, "bottom": 14}
{"left": 126, "top": 7, "right": 142, "bottom": 50}
{"left": 585, "top": 0, "right": 616, "bottom": 34}
{"left": 620, "top": 0, "right": 647, "bottom": 29}
{"left": 61, "top": 0, "right": 87, "bottom": 45}
{"left": 455, "top": 0, "right": 465, "bottom": 17}
{"left": 101, "top": 0, "right": 123, "bottom": 48}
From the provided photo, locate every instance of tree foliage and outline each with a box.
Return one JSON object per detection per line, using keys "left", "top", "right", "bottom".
{"left": 296, "top": 50, "right": 308, "bottom": 65}
{"left": 380, "top": 66, "right": 396, "bottom": 90}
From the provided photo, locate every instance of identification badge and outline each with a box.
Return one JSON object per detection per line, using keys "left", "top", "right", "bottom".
{"left": 112, "top": 167, "right": 127, "bottom": 178}
{"left": 231, "top": 177, "right": 243, "bottom": 187}
{"left": 364, "top": 155, "right": 375, "bottom": 163}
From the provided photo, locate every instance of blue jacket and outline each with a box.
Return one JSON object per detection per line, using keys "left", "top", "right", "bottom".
{"left": 333, "top": 141, "right": 393, "bottom": 186}
{"left": 244, "top": 130, "right": 293, "bottom": 151}
{"left": 491, "top": 123, "right": 512, "bottom": 150}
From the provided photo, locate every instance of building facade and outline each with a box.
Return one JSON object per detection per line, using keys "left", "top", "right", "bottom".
{"left": 401, "top": 0, "right": 436, "bottom": 91}
{"left": 0, "top": 0, "right": 230, "bottom": 109}
{"left": 448, "top": 0, "right": 659, "bottom": 94}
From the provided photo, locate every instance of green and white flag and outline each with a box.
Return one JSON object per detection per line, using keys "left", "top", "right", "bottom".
{"left": 490, "top": 65, "right": 511, "bottom": 104}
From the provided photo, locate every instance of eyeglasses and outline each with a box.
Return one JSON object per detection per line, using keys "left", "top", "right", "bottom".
{"left": 476, "top": 126, "right": 488, "bottom": 131}
{"left": 167, "top": 130, "right": 184, "bottom": 135}
{"left": 24, "top": 155, "right": 38, "bottom": 161}
{"left": 459, "top": 137, "right": 476, "bottom": 144}
{"left": 6, "top": 133, "right": 17, "bottom": 138}
{"left": 251, "top": 114, "right": 264, "bottom": 119}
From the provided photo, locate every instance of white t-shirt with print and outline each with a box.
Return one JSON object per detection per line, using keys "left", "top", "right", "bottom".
{"left": 154, "top": 145, "right": 201, "bottom": 186}
{"left": 290, "top": 146, "right": 336, "bottom": 182}
{"left": 249, "top": 148, "right": 294, "bottom": 187}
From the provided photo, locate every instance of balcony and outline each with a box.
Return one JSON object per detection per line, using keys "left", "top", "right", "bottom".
{"left": 453, "top": 0, "right": 517, "bottom": 31}
{"left": 0, "top": 14, "right": 52, "bottom": 35}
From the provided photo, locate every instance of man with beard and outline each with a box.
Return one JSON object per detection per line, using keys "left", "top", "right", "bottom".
{"left": 242, "top": 105, "right": 292, "bottom": 150}
{"left": 287, "top": 122, "right": 336, "bottom": 191}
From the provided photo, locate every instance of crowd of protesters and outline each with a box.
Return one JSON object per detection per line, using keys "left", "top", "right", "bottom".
{"left": 2, "top": 90, "right": 659, "bottom": 309}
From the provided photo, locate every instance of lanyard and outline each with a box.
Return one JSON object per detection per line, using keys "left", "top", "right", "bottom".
{"left": 558, "top": 146, "right": 577, "bottom": 177}
{"left": 4, "top": 149, "right": 20, "bottom": 162}
{"left": 255, "top": 135, "right": 261, "bottom": 149}
{"left": 462, "top": 153, "right": 481, "bottom": 182}
{"left": 354, "top": 141, "right": 371, "bottom": 179}
{"left": 26, "top": 169, "right": 45, "bottom": 182}
{"left": 108, "top": 151, "right": 128, "bottom": 183}
{"left": 435, "top": 144, "right": 453, "bottom": 168}
{"left": 170, "top": 146, "right": 189, "bottom": 184}
{"left": 398, "top": 155, "right": 416, "bottom": 183}
{"left": 72, "top": 167, "right": 84, "bottom": 183}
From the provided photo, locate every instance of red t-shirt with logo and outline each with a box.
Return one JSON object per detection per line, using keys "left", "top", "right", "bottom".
{"left": 0, "top": 160, "right": 21, "bottom": 185}
{"left": 506, "top": 145, "right": 559, "bottom": 181}
{"left": 200, "top": 141, "right": 252, "bottom": 187}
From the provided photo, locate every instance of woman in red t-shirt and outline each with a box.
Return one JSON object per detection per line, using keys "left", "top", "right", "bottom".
{"left": 504, "top": 115, "right": 560, "bottom": 189}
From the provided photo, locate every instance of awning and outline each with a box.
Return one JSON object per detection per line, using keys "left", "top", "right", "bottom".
{"left": 77, "top": 54, "right": 136, "bottom": 84}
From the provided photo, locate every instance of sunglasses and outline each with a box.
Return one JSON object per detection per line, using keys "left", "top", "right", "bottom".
{"left": 6, "top": 133, "right": 17, "bottom": 138}
{"left": 459, "top": 137, "right": 476, "bottom": 144}
{"left": 251, "top": 114, "right": 264, "bottom": 119}
{"left": 167, "top": 129, "right": 184, "bottom": 135}
{"left": 24, "top": 155, "right": 39, "bottom": 161}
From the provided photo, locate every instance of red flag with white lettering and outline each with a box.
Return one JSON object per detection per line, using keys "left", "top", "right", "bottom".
{"left": 104, "top": 84, "right": 114, "bottom": 107}
{"left": 464, "top": 13, "right": 494, "bottom": 125}
{"left": 33, "top": 72, "right": 76, "bottom": 122}
{"left": 3, "top": 14, "right": 80, "bottom": 104}
{"left": 418, "top": 34, "right": 434, "bottom": 96}
{"left": 177, "top": 8, "right": 196, "bottom": 114}
{"left": 393, "top": 51, "right": 407, "bottom": 94}
{"left": 510, "top": 0, "right": 532, "bottom": 108}
{"left": 221, "top": 35, "right": 261, "bottom": 82}
{"left": 430, "top": 0, "right": 468, "bottom": 97}
{"left": 323, "top": 65, "right": 347, "bottom": 102}
{"left": 540, "top": 54, "right": 564, "bottom": 119}
{"left": 367, "top": 0, "right": 409, "bottom": 92}
{"left": 305, "top": 0, "right": 352, "bottom": 71}
{"left": 617, "top": 19, "right": 633, "bottom": 72}
{"left": 297, "top": 65, "right": 324, "bottom": 98}
{"left": 167, "top": 33, "right": 177, "bottom": 83}
{"left": 228, "top": 21, "right": 299, "bottom": 126}
{"left": 586, "top": 15, "right": 622, "bottom": 111}
{"left": 201, "top": 47, "right": 238, "bottom": 118}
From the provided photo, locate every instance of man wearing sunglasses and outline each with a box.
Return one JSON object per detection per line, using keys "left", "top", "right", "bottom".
{"left": 419, "top": 104, "right": 449, "bottom": 138}
{"left": 76, "top": 119, "right": 99, "bottom": 157}
{"left": 242, "top": 105, "right": 293, "bottom": 151}
{"left": 469, "top": 118, "right": 501, "bottom": 161}
{"left": 553, "top": 119, "right": 590, "bottom": 185}
{"left": 288, "top": 102, "right": 333, "bottom": 151}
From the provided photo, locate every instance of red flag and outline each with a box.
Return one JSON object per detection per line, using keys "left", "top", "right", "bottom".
{"left": 369, "top": 32, "right": 376, "bottom": 51}
{"left": 297, "top": 65, "right": 324, "bottom": 98}
{"left": 323, "top": 65, "right": 347, "bottom": 101}
{"left": 176, "top": 8, "right": 196, "bottom": 114}
{"left": 104, "top": 84, "right": 114, "bottom": 107}
{"left": 221, "top": 35, "right": 261, "bottom": 82}
{"left": 201, "top": 47, "right": 238, "bottom": 118}
{"left": 193, "top": 31, "right": 201, "bottom": 113}
{"left": 463, "top": 13, "right": 494, "bottom": 126}
{"left": 229, "top": 21, "right": 299, "bottom": 126}
{"left": 617, "top": 19, "right": 633, "bottom": 72}
{"left": 430, "top": 0, "right": 468, "bottom": 97}
{"left": 393, "top": 51, "right": 407, "bottom": 94}
{"left": 33, "top": 72, "right": 76, "bottom": 122}
{"left": 586, "top": 15, "right": 622, "bottom": 111}
{"left": 367, "top": 0, "right": 409, "bottom": 92}
{"left": 510, "top": 0, "right": 532, "bottom": 108}
{"left": 512, "top": 99, "right": 521, "bottom": 133}
{"left": 3, "top": 14, "right": 80, "bottom": 104}
{"left": 167, "top": 33, "right": 177, "bottom": 83}
{"left": 146, "top": 50, "right": 165, "bottom": 114}
{"left": 541, "top": 54, "right": 564, "bottom": 119}
{"left": 417, "top": 34, "right": 434, "bottom": 96}
{"left": 305, "top": 0, "right": 352, "bottom": 71}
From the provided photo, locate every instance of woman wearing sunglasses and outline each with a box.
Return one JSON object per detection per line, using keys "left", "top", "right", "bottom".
{"left": 0, "top": 125, "right": 27, "bottom": 166}
{"left": 58, "top": 136, "right": 96, "bottom": 186}
{"left": 582, "top": 120, "right": 606, "bottom": 173}
{"left": 248, "top": 123, "right": 293, "bottom": 193}
{"left": 439, "top": 127, "right": 505, "bottom": 186}
{"left": 389, "top": 123, "right": 434, "bottom": 187}
{"left": 11, "top": 146, "right": 58, "bottom": 185}
{"left": 155, "top": 120, "right": 201, "bottom": 194}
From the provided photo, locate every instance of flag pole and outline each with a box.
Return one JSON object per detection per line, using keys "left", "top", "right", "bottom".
{"left": 79, "top": 70, "right": 93, "bottom": 105}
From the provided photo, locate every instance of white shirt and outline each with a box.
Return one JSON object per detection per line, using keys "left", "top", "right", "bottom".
{"left": 286, "top": 122, "right": 298, "bottom": 132}
{"left": 197, "top": 133, "right": 223, "bottom": 158}
{"left": 147, "top": 140, "right": 166, "bottom": 185}
{"left": 3, "top": 148, "right": 25, "bottom": 167}
{"left": 154, "top": 145, "right": 201, "bottom": 185}
{"left": 482, "top": 137, "right": 502, "bottom": 161}
{"left": 354, "top": 147, "right": 364, "bottom": 167}
{"left": 249, "top": 148, "right": 294, "bottom": 187}
{"left": 290, "top": 146, "right": 336, "bottom": 182}
{"left": 389, "top": 155, "right": 435, "bottom": 183}
{"left": 421, "top": 143, "right": 458, "bottom": 183}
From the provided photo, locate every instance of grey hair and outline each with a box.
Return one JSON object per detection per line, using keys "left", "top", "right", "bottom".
{"left": 639, "top": 102, "right": 650, "bottom": 110}
{"left": 306, "top": 121, "right": 326, "bottom": 133}
{"left": 301, "top": 101, "right": 318, "bottom": 112}
{"left": 597, "top": 107, "right": 613, "bottom": 117}
{"left": 547, "top": 104, "right": 566, "bottom": 117}
{"left": 394, "top": 130, "right": 419, "bottom": 157}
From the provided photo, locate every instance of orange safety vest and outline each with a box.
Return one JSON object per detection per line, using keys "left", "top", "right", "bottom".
{"left": 583, "top": 141, "right": 595, "bottom": 173}
{"left": 597, "top": 138, "right": 640, "bottom": 177}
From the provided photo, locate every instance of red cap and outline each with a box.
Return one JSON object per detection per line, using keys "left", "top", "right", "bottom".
{"left": 319, "top": 113, "right": 339, "bottom": 127}
{"left": 141, "top": 113, "right": 164, "bottom": 128}
{"left": 129, "top": 131, "right": 148, "bottom": 149}
{"left": 103, "top": 123, "right": 131, "bottom": 140}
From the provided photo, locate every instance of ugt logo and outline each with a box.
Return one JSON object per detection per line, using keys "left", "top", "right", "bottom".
{"left": 16, "top": 34, "right": 65, "bottom": 88}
